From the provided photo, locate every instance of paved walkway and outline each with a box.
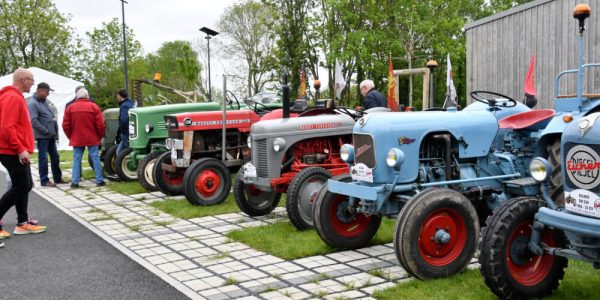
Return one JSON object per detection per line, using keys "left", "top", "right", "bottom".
{"left": 25, "top": 163, "right": 476, "bottom": 300}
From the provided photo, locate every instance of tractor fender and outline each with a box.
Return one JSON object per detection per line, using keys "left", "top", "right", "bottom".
{"left": 539, "top": 100, "right": 600, "bottom": 150}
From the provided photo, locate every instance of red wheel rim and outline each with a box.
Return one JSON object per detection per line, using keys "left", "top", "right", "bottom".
{"left": 162, "top": 170, "right": 182, "bottom": 186}
{"left": 195, "top": 169, "right": 221, "bottom": 197}
{"left": 328, "top": 194, "right": 373, "bottom": 238}
{"left": 507, "top": 220, "right": 556, "bottom": 286}
{"left": 418, "top": 208, "right": 467, "bottom": 267}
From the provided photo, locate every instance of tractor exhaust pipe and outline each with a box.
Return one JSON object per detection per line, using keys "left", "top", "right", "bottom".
{"left": 433, "top": 134, "right": 452, "bottom": 181}
{"left": 283, "top": 69, "right": 290, "bottom": 119}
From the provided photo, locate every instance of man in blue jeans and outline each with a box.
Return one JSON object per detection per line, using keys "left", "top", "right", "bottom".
{"left": 62, "top": 88, "right": 106, "bottom": 188}
{"left": 28, "top": 82, "right": 63, "bottom": 187}
{"left": 116, "top": 88, "right": 134, "bottom": 155}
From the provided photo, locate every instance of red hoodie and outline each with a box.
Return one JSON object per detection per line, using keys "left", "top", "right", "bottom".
{"left": 0, "top": 86, "right": 35, "bottom": 155}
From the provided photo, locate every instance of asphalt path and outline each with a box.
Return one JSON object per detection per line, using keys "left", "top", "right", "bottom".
{"left": 0, "top": 171, "right": 189, "bottom": 300}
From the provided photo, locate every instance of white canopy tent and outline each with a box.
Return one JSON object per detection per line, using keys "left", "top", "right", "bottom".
{"left": 0, "top": 67, "right": 85, "bottom": 150}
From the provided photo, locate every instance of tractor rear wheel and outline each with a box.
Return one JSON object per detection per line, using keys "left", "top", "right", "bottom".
{"left": 103, "top": 144, "right": 118, "bottom": 177}
{"left": 183, "top": 158, "right": 231, "bottom": 206}
{"left": 394, "top": 188, "right": 479, "bottom": 279}
{"left": 286, "top": 167, "right": 331, "bottom": 230}
{"left": 478, "top": 197, "right": 567, "bottom": 299}
{"left": 136, "top": 151, "right": 163, "bottom": 191}
{"left": 153, "top": 151, "right": 184, "bottom": 196}
{"left": 234, "top": 168, "right": 281, "bottom": 216}
{"left": 547, "top": 139, "right": 565, "bottom": 207}
{"left": 313, "top": 173, "right": 381, "bottom": 249}
{"left": 115, "top": 147, "right": 137, "bottom": 181}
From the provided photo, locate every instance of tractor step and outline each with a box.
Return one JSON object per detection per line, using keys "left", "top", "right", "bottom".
{"left": 502, "top": 177, "right": 540, "bottom": 196}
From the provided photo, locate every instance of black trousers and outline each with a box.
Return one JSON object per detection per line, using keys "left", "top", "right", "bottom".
{"left": 0, "top": 154, "right": 33, "bottom": 224}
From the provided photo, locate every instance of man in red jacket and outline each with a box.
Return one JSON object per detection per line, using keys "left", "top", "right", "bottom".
{"left": 0, "top": 68, "right": 48, "bottom": 244}
{"left": 63, "top": 88, "right": 106, "bottom": 188}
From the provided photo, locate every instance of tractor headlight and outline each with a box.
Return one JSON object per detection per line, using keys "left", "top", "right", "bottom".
{"left": 145, "top": 123, "right": 154, "bottom": 133}
{"left": 273, "top": 138, "right": 286, "bottom": 152}
{"left": 340, "top": 144, "right": 354, "bottom": 163}
{"left": 165, "top": 138, "right": 173, "bottom": 150}
{"left": 386, "top": 148, "right": 405, "bottom": 168}
{"left": 529, "top": 157, "right": 551, "bottom": 182}
{"left": 247, "top": 136, "right": 252, "bottom": 149}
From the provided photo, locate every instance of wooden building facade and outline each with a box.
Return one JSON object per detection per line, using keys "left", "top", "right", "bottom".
{"left": 465, "top": 0, "right": 600, "bottom": 108}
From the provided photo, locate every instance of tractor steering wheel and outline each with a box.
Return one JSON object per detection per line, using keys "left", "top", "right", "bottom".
{"left": 335, "top": 106, "right": 361, "bottom": 119}
{"left": 470, "top": 91, "right": 517, "bottom": 108}
{"left": 226, "top": 91, "right": 241, "bottom": 110}
{"left": 244, "top": 100, "right": 273, "bottom": 115}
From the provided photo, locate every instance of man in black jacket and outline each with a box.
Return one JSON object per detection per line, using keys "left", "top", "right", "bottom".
{"left": 116, "top": 88, "right": 134, "bottom": 155}
{"left": 359, "top": 79, "right": 387, "bottom": 110}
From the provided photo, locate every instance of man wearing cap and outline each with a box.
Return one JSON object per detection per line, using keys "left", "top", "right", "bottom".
{"left": 28, "top": 82, "right": 63, "bottom": 187}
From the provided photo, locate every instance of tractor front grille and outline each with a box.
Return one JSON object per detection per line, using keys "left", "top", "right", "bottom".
{"left": 255, "top": 139, "right": 269, "bottom": 177}
{"left": 353, "top": 133, "right": 376, "bottom": 168}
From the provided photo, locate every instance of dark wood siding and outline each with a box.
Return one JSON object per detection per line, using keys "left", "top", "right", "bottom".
{"left": 466, "top": 0, "right": 600, "bottom": 108}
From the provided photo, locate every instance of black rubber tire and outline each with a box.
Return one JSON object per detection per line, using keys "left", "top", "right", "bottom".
{"left": 394, "top": 188, "right": 479, "bottom": 279}
{"left": 234, "top": 168, "right": 281, "bottom": 216}
{"left": 547, "top": 139, "right": 565, "bottom": 207}
{"left": 478, "top": 197, "right": 567, "bottom": 299}
{"left": 152, "top": 151, "right": 185, "bottom": 196}
{"left": 286, "top": 167, "right": 332, "bottom": 230}
{"left": 103, "top": 144, "right": 118, "bottom": 176}
{"left": 115, "top": 147, "right": 137, "bottom": 181}
{"left": 136, "top": 151, "right": 163, "bottom": 191}
{"left": 313, "top": 173, "right": 381, "bottom": 249}
{"left": 183, "top": 158, "right": 231, "bottom": 206}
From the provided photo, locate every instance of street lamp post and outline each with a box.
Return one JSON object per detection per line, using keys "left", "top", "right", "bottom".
{"left": 199, "top": 27, "right": 219, "bottom": 101}
{"left": 120, "top": 0, "right": 128, "bottom": 91}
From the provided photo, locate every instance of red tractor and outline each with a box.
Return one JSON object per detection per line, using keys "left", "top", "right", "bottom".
{"left": 155, "top": 106, "right": 296, "bottom": 205}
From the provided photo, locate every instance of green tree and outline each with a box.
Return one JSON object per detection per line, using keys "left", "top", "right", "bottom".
{"left": 76, "top": 18, "right": 147, "bottom": 110}
{"left": 0, "top": 0, "right": 74, "bottom": 75}
{"left": 146, "top": 40, "right": 200, "bottom": 91}
{"left": 264, "top": 0, "right": 317, "bottom": 99}
{"left": 218, "top": 0, "right": 278, "bottom": 97}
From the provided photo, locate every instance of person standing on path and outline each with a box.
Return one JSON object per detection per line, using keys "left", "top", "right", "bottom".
{"left": 62, "top": 88, "right": 106, "bottom": 188}
{"left": 0, "top": 68, "right": 48, "bottom": 242}
{"left": 28, "top": 82, "right": 63, "bottom": 187}
{"left": 116, "top": 88, "right": 134, "bottom": 156}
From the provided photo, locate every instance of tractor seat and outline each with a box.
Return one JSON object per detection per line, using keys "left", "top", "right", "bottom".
{"left": 290, "top": 99, "right": 308, "bottom": 113}
{"left": 498, "top": 109, "right": 555, "bottom": 130}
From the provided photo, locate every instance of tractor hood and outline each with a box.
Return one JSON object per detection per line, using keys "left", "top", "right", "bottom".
{"left": 167, "top": 110, "right": 260, "bottom": 133}
{"left": 130, "top": 102, "right": 221, "bottom": 116}
{"left": 250, "top": 113, "right": 355, "bottom": 138}
{"left": 352, "top": 110, "right": 499, "bottom": 184}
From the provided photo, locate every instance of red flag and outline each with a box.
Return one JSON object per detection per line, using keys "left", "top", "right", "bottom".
{"left": 387, "top": 54, "right": 399, "bottom": 112}
{"left": 524, "top": 54, "right": 536, "bottom": 96}
{"left": 298, "top": 70, "right": 307, "bottom": 98}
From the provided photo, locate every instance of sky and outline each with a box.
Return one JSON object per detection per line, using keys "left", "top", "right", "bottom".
{"left": 53, "top": 0, "right": 248, "bottom": 94}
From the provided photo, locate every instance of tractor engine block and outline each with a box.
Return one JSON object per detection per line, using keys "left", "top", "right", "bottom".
{"left": 289, "top": 137, "right": 347, "bottom": 170}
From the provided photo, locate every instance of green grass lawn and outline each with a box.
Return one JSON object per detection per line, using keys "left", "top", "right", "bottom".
{"left": 227, "top": 218, "right": 396, "bottom": 260}
{"left": 374, "top": 260, "right": 600, "bottom": 299}
{"left": 106, "top": 180, "right": 148, "bottom": 195}
{"left": 150, "top": 193, "right": 244, "bottom": 219}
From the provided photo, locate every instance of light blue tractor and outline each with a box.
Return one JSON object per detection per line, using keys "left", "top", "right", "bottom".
{"left": 313, "top": 4, "right": 600, "bottom": 280}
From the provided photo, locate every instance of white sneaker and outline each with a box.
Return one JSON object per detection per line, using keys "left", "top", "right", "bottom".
{"left": 0, "top": 241, "right": 4, "bottom": 248}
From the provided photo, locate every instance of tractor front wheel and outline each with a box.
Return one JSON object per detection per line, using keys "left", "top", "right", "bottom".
{"left": 313, "top": 173, "right": 381, "bottom": 249}
{"left": 183, "top": 158, "right": 231, "bottom": 206}
{"left": 153, "top": 151, "right": 184, "bottom": 196}
{"left": 103, "top": 144, "right": 118, "bottom": 177}
{"left": 478, "top": 197, "right": 567, "bottom": 299}
{"left": 394, "top": 188, "right": 479, "bottom": 279}
{"left": 547, "top": 139, "right": 565, "bottom": 207}
{"left": 286, "top": 167, "right": 332, "bottom": 230}
{"left": 136, "top": 151, "right": 163, "bottom": 191}
{"left": 115, "top": 147, "right": 137, "bottom": 181}
{"left": 233, "top": 168, "right": 281, "bottom": 216}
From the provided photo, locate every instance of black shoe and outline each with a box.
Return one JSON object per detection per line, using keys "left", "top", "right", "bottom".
{"left": 41, "top": 181, "right": 57, "bottom": 187}
{"left": 55, "top": 179, "right": 66, "bottom": 184}
{"left": 96, "top": 181, "right": 106, "bottom": 187}
{"left": 70, "top": 183, "right": 79, "bottom": 189}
